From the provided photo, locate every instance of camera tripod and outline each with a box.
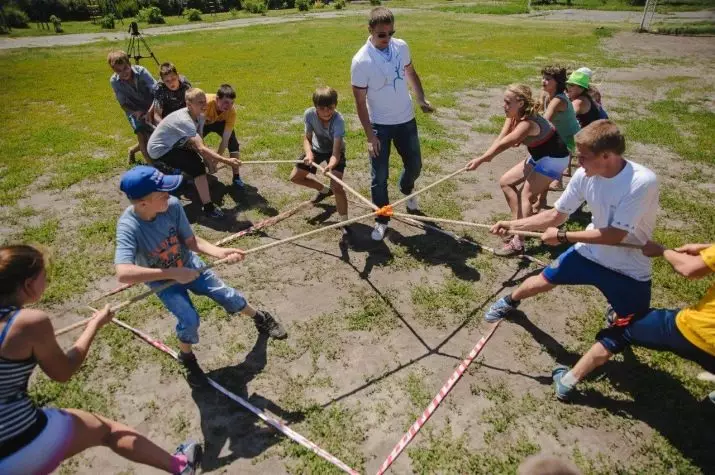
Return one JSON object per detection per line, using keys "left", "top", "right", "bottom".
{"left": 126, "top": 21, "right": 160, "bottom": 65}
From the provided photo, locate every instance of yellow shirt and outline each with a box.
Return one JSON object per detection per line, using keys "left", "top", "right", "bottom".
{"left": 676, "top": 245, "right": 715, "bottom": 356}
{"left": 204, "top": 93, "right": 236, "bottom": 133}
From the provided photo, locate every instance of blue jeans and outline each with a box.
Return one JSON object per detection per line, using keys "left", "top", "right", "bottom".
{"left": 597, "top": 308, "right": 715, "bottom": 372}
{"left": 150, "top": 269, "right": 247, "bottom": 344}
{"left": 371, "top": 118, "right": 422, "bottom": 223}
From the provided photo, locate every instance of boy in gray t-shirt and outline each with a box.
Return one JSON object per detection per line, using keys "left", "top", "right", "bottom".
{"left": 289, "top": 87, "right": 350, "bottom": 241}
{"left": 114, "top": 166, "right": 287, "bottom": 386}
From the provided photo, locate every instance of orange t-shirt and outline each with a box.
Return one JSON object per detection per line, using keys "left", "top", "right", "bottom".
{"left": 675, "top": 246, "right": 715, "bottom": 356}
{"left": 204, "top": 93, "right": 236, "bottom": 133}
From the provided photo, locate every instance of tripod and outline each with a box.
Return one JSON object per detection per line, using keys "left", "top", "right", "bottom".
{"left": 126, "top": 22, "right": 160, "bottom": 65}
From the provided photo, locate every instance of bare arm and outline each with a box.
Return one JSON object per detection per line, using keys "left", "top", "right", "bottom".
{"left": 32, "top": 306, "right": 113, "bottom": 382}
{"left": 217, "top": 130, "right": 233, "bottom": 157}
{"left": 642, "top": 242, "right": 714, "bottom": 279}
{"left": 542, "top": 96, "right": 564, "bottom": 122}
{"left": 552, "top": 227, "right": 629, "bottom": 246}
{"left": 467, "top": 119, "right": 530, "bottom": 170}
{"left": 326, "top": 137, "right": 343, "bottom": 171}
{"left": 495, "top": 208, "right": 569, "bottom": 233}
{"left": 572, "top": 97, "right": 588, "bottom": 115}
{"left": 352, "top": 86, "right": 376, "bottom": 141}
{"left": 187, "top": 136, "right": 240, "bottom": 167}
{"left": 405, "top": 64, "right": 433, "bottom": 112}
{"left": 151, "top": 101, "right": 162, "bottom": 124}
{"left": 303, "top": 132, "right": 314, "bottom": 162}
{"left": 185, "top": 235, "right": 245, "bottom": 261}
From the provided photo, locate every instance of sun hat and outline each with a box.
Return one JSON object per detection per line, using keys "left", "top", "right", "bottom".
{"left": 575, "top": 67, "right": 593, "bottom": 78}
{"left": 120, "top": 165, "right": 183, "bottom": 200}
{"left": 566, "top": 70, "right": 590, "bottom": 90}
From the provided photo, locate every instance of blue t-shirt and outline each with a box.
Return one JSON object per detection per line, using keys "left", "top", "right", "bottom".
{"left": 114, "top": 196, "right": 203, "bottom": 269}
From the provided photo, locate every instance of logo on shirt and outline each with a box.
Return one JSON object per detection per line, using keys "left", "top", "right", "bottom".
{"left": 147, "top": 227, "right": 185, "bottom": 269}
{"left": 392, "top": 59, "right": 404, "bottom": 91}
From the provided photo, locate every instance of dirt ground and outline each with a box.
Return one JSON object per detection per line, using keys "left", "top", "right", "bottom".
{"left": 10, "top": 30, "right": 712, "bottom": 474}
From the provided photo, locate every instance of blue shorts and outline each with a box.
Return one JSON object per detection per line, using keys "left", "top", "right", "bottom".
{"left": 150, "top": 269, "right": 247, "bottom": 344}
{"left": 125, "top": 112, "right": 154, "bottom": 134}
{"left": 597, "top": 308, "right": 715, "bottom": 371}
{"left": 527, "top": 155, "right": 569, "bottom": 180}
{"left": 542, "top": 246, "right": 651, "bottom": 319}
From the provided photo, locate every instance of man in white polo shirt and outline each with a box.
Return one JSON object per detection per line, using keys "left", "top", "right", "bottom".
{"left": 351, "top": 7, "right": 434, "bottom": 241}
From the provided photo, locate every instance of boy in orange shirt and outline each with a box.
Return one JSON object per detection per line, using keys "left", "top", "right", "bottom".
{"left": 200, "top": 84, "right": 244, "bottom": 188}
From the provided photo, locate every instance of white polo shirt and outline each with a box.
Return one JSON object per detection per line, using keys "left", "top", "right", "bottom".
{"left": 351, "top": 37, "right": 414, "bottom": 125}
{"left": 554, "top": 160, "right": 659, "bottom": 282}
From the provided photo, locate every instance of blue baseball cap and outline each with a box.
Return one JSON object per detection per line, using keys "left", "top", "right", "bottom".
{"left": 119, "top": 166, "right": 183, "bottom": 200}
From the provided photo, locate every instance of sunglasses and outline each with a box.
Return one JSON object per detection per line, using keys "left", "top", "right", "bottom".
{"left": 376, "top": 30, "right": 396, "bottom": 39}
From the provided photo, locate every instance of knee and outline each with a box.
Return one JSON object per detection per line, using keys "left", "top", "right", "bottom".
{"left": 498, "top": 175, "right": 511, "bottom": 190}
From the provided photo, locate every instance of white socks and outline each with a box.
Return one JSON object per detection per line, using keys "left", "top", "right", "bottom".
{"left": 321, "top": 185, "right": 330, "bottom": 194}
{"left": 561, "top": 371, "right": 579, "bottom": 388}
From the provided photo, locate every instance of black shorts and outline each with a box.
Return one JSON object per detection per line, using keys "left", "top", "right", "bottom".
{"left": 295, "top": 150, "right": 346, "bottom": 174}
{"left": 154, "top": 146, "right": 206, "bottom": 178}
{"left": 202, "top": 121, "right": 240, "bottom": 154}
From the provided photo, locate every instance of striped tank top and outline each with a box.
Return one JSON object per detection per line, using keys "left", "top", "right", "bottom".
{"left": 0, "top": 307, "right": 41, "bottom": 445}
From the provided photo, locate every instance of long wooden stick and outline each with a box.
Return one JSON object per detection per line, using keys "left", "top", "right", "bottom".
{"left": 56, "top": 211, "right": 377, "bottom": 336}
{"left": 392, "top": 212, "right": 643, "bottom": 249}
{"left": 313, "top": 163, "right": 378, "bottom": 211}
{"left": 239, "top": 160, "right": 303, "bottom": 165}
{"left": 390, "top": 166, "right": 468, "bottom": 209}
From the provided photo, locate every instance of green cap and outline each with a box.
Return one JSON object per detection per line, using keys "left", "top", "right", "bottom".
{"left": 566, "top": 70, "right": 590, "bottom": 89}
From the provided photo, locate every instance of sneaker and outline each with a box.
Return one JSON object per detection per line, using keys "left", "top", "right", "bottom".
{"left": 254, "top": 311, "right": 287, "bottom": 340}
{"left": 174, "top": 440, "right": 203, "bottom": 475}
{"left": 552, "top": 365, "right": 575, "bottom": 402}
{"left": 604, "top": 304, "right": 616, "bottom": 328}
{"left": 233, "top": 176, "right": 245, "bottom": 189}
{"left": 178, "top": 353, "right": 207, "bottom": 388}
{"left": 312, "top": 188, "right": 333, "bottom": 203}
{"left": 371, "top": 222, "right": 388, "bottom": 241}
{"left": 406, "top": 196, "right": 419, "bottom": 212}
{"left": 484, "top": 296, "right": 515, "bottom": 323}
{"left": 494, "top": 236, "right": 523, "bottom": 257}
{"left": 203, "top": 203, "right": 225, "bottom": 220}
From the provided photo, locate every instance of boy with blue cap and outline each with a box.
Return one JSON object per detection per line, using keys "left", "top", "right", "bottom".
{"left": 114, "top": 166, "right": 287, "bottom": 386}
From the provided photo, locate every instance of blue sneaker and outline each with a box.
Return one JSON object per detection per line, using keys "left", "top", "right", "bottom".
{"left": 203, "top": 203, "right": 225, "bottom": 220}
{"left": 233, "top": 176, "right": 245, "bottom": 189}
{"left": 484, "top": 296, "right": 515, "bottom": 323}
{"left": 552, "top": 365, "right": 575, "bottom": 402}
{"left": 174, "top": 440, "right": 202, "bottom": 475}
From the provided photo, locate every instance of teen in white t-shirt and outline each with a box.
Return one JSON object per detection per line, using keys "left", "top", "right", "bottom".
{"left": 482, "top": 119, "right": 658, "bottom": 332}
{"left": 350, "top": 7, "right": 434, "bottom": 241}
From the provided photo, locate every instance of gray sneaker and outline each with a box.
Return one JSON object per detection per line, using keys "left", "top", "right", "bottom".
{"left": 174, "top": 440, "right": 202, "bottom": 475}
{"left": 552, "top": 365, "right": 575, "bottom": 402}
{"left": 254, "top": 311, "right": 287, "bottom": 340}
{"left": 484, "top": 296, "right": 515, "bottom": 323}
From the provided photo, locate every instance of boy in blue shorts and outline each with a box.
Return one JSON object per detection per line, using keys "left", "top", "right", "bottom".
{"left": 485, "top": 120, "right": 659, "bottom": 358}
{"left": 289, "top": 86, "right": 350, "bottom": 238}
{"left": 114, "top": 166, "right": 287, "bottom": 386}
{"left": 552, "top": 241, "right": 715, "bottom": 403}
{"left": 108, "top": 50, "right": 156, "bottom": 164}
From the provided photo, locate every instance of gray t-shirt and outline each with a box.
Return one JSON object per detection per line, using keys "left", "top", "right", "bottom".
{"left": 147, "top": 108, "right": 198, "bottom": 159}
{"left": 114, "top": 196, "right": 203, "bottom": 270}
{"left": 110, "top": 65, "right": 157, "bottom": 113}
{"left": 304, "top": 107, "right": 346, "bottom": 155}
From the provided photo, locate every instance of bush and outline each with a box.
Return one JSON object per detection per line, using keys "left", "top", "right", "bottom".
{"left": 369, "top": 0, "right": 380, "bottom": 4}
{"left": 116, "top": 0, "right": 139, "bottom": 18}
{"left": 296, "top": 0, "right": 309, "bottom": 10}
{"left": 314, "top": 0, "right": 324, "bottom": 8}
{"left": 229, "top": 7, "right": 240, "bottom": 15}
{"left": 185, "top": 7, "right": 201, "bottom": 20}
{"left": 333, "top": 0, "right": 345, "bottom": 9}
{"left": 4, "top": 6, "right": 30, "bottom": 28}
{"left": 243, "top": 0, "right": 266, "bottom": 13}
{"left": 137, "top": 6, "right": 165, "bottom": 23}
{"left": 100, "top": 13, "right": 115, "bottom": 28}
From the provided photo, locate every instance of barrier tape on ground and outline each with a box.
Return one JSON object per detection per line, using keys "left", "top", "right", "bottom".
{"left": 375, "top": 322, "right": 501, "bottom": 475}
{"left": 106, "top": 315, "right": 360, "bottom": 475}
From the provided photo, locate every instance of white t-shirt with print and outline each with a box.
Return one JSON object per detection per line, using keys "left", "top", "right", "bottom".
{"left": 351, "top": 37, "right": 414, "bottom": 125}
{"left": 554, "top": 160, "right": 658, "bottom": 282}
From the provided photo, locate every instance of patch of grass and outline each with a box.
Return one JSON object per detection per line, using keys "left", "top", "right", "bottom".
{"left": 472, "top": 114, "right": 504, "bottom": 134}
{"left": 294, "top": 312, "right": 344, "bottom": 363}
{"left": 344, "top": 291, "right": 399, "bottom": 334}
{"left": 436, "top": 0, "right": 529, "bottom": 15}
{"left": 20, "top": 218, "right": 59, "bottom": 245}
{"left": 532, "top": 0, "right": 712, "bottom": 12}
{"left": 411, "top": 276, "right": 478, "bottom": 327}
{"left": 403, "top": 370, "right": 433, "bottom": 409}
{"left": 283, "top": 404, "right": 365, "bottom": 474}
{"left": 651, "top": 22, "right": 715, "bottom": 36}
{"left": 409, "top": 426, "right": 540, "bottom": 473}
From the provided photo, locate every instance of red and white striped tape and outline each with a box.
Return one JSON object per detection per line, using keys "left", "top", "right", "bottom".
{"left": 110, "top": 317, "right": 359, "bottom": 475}
{"left": 375, "top": 322, "right": 501, "bottom": 475}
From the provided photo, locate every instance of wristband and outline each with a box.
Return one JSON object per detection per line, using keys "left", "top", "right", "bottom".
{"left": 557, "top": 229, "right": 569, "bottom": 244}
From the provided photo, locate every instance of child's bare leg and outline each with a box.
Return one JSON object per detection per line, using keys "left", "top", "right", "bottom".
{"left": 570, "top": 342, "right": 612, "bottom": 381}
{"left": 499, "top": 162, "right": 527, "bottom": 219}
{"left": 137, "top": 132, "right": 151, "bottom": 164}
{"left": 330, "top": 171, "right": 348, "bottom": 216}
{"left": 63, "top": 409, "right": 176, "bottom": 472}
{"left": 230, "top": 151, "right": 240, "bottom": 176}
{"left": 290, "top": 167, "right": 325, "bottom": 192}
{"left": 194, "top": 174, "right": 212, "bottom": 205}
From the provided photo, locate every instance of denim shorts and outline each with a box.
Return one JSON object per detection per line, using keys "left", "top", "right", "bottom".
{"left": 125, "top": 112, "right": 154, "bottom": 134}
{"left": 597, "top": 308, "right": 715, "bottom": 372}
{"left": 543, "top": 246, "right": 651, "bottom": 319}
{"left": 151, "top": 269, "right": 247, "bottom": 344}
{"left": 527, "top": 155, "right": 569, "bottom": 180}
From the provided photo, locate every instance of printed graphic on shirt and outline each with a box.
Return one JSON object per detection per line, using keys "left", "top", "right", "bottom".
{"left": 147, "top": 227, "right": 185, "bottom": 269}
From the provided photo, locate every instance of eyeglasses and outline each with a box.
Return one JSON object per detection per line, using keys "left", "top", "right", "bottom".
{"left": 376, "top": 30, "right": 396, "bottom": 39}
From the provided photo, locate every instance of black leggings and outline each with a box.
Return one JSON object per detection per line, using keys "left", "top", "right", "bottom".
{"left": 154, "top": 147, "right": 206, "bottom": 178}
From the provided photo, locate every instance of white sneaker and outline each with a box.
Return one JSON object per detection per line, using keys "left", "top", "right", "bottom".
{"left": 406, "top": 196, "right": 419, "bottom": 212}
{"left": 371, "top": 223, "right": 388, "bottom": 241}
